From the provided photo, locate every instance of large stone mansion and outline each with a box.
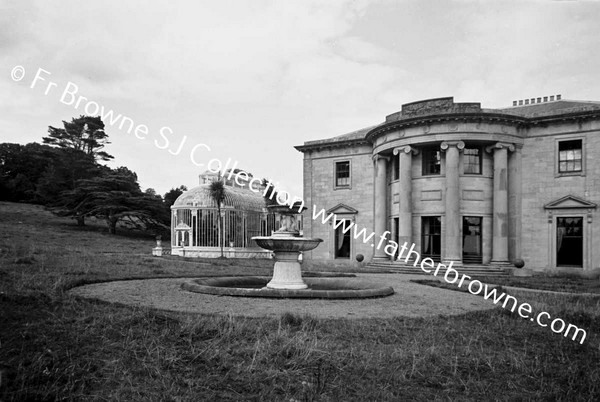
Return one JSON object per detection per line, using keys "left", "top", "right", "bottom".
{"left": 295, "top": 96, "right": 600, "bottom": 273}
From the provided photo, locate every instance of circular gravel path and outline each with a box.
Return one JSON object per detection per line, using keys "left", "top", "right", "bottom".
{"left": 69, "top": 274, "right": 497, "bottom": 319}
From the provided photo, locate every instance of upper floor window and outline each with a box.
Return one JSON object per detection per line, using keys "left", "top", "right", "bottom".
{"left": 422, "top": 147, "right": 441, "bottom": 175}
{"left": 558, "top": 140, "right": 582, "bottom": 173}
{"left": 390, "top": 156, "right": 399, "bottom": 181}
{"left": 335, "top": 161, "right": 350, "bottom": 188}
{"left": 463, "top": 147, "right": 482, "bottom": 174}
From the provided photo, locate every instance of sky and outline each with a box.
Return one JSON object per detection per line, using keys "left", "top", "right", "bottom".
{"left": 2, "top": 0, "right": 600, "bottom": 198}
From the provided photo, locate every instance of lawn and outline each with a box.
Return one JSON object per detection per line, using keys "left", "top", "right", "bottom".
{"left": 1, "top": 201, "right": 599, "bottom": 401}
{"left": 474, "top": 275, "right": 600, "bottom": 294}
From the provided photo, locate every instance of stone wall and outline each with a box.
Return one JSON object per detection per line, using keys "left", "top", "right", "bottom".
{"left": 301, "top": 144, "right": 375, "bottom": 263}
{"left": 521, "top": 120, "right": 600, "bottom": 271}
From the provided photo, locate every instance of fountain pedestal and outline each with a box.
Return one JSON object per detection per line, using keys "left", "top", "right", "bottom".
{"left": 268, "top": 250, "right": 307, "bottom": 289}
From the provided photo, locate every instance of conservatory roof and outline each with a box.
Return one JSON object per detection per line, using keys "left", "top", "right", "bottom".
{"left": 172, "top": 184, "right": 267, "bottom": 211}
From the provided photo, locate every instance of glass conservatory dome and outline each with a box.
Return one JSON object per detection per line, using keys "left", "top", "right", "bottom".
{"left": 173, "top": 184, "right": 267, "bottom": 211}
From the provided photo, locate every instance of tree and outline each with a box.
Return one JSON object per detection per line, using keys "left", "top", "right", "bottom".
{"left": 0, "top": 142, "right": 80, "bottom": 203}
{"left": 43, "top": 115, "right": 113, "bottom": 162}
{"left": 163, "top": 185, "right": 187, "bottom": 209}
{"left": 58, "top": 167, "right": 168, "bottom": 235}
{"left": 35, "top": 148, "right": 100, "bottom": 208}
{"left": 261, "top": 178, "right": 278, "bottom": 206}
{"left": 208, "top": 180, "right": 226, "bottom": 258}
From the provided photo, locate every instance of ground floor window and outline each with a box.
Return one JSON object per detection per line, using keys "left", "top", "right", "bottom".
{"left": 463, "top": 216, "right": 482, "bottom": 264}
{"left": 557, "top": 217, "right": 583, "bottom": 267}
{"left": 421, "top": 216, "right": 441, "bottom": 262}
{"left": 334, "top": 219, "right": 352, "bottom": 258}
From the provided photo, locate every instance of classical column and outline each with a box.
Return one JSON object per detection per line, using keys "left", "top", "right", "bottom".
{"left": 393, "top": 146, "right": 416, "bottom": 249}
{"left": 486, "top": 142, "right": 515, "bottom": 264}
{"left": 373, "top": 154, "right": 389, "bottom": 261}
{"left": 441, "top": 141, "right": 465, "bottom": 265}
{"left": 508, "top": 145, "right": 522, "bottom": 263}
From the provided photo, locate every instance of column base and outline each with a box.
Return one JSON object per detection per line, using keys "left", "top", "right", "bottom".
{"left": 443, "top": 259, "right": 462, "bottom": 268}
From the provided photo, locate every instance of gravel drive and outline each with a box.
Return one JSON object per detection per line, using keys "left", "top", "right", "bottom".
{"left": 69, "top": 273, "right": 497, "bottom": 319}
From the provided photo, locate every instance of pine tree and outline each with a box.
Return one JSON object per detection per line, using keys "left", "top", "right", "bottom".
{"left": 43, "top": 115, "right": 113, "bottom": 162}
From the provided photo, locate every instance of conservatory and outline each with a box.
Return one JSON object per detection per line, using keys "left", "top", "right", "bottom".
{"left": 169, "top": 173, "right": 280, "bottom": 258}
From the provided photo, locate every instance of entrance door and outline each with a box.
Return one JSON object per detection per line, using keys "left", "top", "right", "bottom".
{"left": 462, "top": 216, "right": 482, "bottom": 264}
{"left": 421, "top": 217, "right": 441, "bottom": 262}
{"left": 334, "top": 219, "right": 351, "bottom": 259}
{"left": 557, "top": 217, "right": 583, "bottom": 267}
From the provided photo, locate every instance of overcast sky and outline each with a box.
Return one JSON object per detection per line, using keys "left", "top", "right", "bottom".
{"left": 3, "top": 0, "right": 600, "bottom": 198}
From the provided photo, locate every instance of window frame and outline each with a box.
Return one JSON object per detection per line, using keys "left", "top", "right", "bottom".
{"left": 421, "top": 146, "right": 441, "bottom": 176}
{"left": 555, "top": 137, "right": 585, "bottom": 177}
{"left": 334, "top": 160, "right": 351, "bottom": 189}
{"left": 463, "top": 146, "right": 482, "bottom": 175}
{"left": 391, "top": 155, "right": 399, "bottom": 181}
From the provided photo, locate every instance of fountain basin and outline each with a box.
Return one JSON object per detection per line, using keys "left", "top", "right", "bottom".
{"left": 252, "top": 236, "right": 322, "bottom": 252}
{"left": 181, "top": 276, "right": 395, "bottom": 299}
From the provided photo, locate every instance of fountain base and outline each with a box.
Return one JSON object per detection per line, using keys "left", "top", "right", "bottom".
{"left": 181, "top": 276, "right": 395, "bottom": 299}
{"left": 267, "top": 251, "right": 308, "bottom": 289}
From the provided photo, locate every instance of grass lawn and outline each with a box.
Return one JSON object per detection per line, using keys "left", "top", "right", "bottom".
{"left": 1, "top": 201, "right": 600, "bottom": 400}
{"left": 473, "top": 276, "right": 600, "bottom": 294}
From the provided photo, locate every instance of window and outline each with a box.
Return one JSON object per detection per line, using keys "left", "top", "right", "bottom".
{"left": 463, "top": 147, "right": 482, "bottom": 174}
{"left": 335, "top": 161, "right": 350, "bottom": 188}
{"left": 392, "top": 156, "right": 399, "bottom": 181}
{"left": 558, "top": 140, "right": 582, "bottom": 173}
{"left": 334, "top": 219, "right": 351, "bottom": 258}
{"left": 422, "top": 147, "right": 441, "bottom": 175}
{"left": 421, "top": 217, "right": 441, "bottom": 262}
{"left": 557, "top": 217, "right": 583, "bottom": 267}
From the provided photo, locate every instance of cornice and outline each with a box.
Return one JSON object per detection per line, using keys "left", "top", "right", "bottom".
{"left": 294, "top": 138, "right": 370, "bottom": 153}
{"left": 365, "top": 112, "right": 529, "bottom": 142}
{"left": 296, "top": 107, "right": 600, "bottom": 153}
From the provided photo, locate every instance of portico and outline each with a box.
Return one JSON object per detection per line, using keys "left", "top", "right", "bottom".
{"left": 372, "top": 136, "right": 519, "bottom": 266}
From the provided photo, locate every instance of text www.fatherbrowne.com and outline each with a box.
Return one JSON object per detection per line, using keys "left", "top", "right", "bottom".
{"left": 312, "top": 205, "right": 587, "bottom": 344}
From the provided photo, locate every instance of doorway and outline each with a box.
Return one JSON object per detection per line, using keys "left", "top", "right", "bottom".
{"left": 421, "top": 216, "right": 441, "bottom": 262}
{"left": 462, "top": 216, "right": 482, "bottom": 264}
{"left": 334, "top": 219, "right": 351, "bottom": 259}
{"left": 556, "top": 217, "right": 583, "bottom": 267}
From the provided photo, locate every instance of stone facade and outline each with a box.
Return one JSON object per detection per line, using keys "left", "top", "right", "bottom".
{"left": 301, "top": 142, "right": 375, "bottom": 262}
{"left": 296, "top": 97, "right": 600, "bottom": 273}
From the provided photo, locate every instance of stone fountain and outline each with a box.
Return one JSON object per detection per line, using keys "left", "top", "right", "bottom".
{"left": 251, "top": 203, "right": 322, "bottom": 289}
{"left": 181, "top": 201, "right": 394, "bottom": 299}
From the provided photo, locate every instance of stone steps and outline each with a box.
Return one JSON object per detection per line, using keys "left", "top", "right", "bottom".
{"left": 366, "top": 261, "right": 509, "bottom": 277}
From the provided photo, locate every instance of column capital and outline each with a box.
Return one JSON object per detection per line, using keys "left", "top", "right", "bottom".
{"left": 440, "top": 140, "right": 465, "bottom": 152}
{"left": 393, "top": 145, "right": 419, "bottom": 156}
{"left": 485, "top": 142, "right": 515, "bottom": 153}
{"left": 372, "top": 154, "right": 390, "bottom": 162}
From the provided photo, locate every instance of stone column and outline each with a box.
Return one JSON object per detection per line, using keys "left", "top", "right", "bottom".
{"left": 393, "top": 146, "right": 416, "bottom": 249}
{"left": 441, "top": 141, "right": 465, "bottom": 265}
{"left": 487, "top": 142, "right": 515, "bottom": 264}
{"left": 508, "top": 145, "right": 522, "bottom": 263}
{"left": 373, "top": 154, "right": 389, "bottom": 261}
